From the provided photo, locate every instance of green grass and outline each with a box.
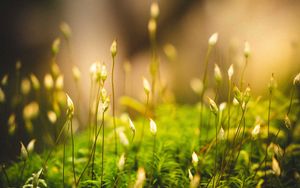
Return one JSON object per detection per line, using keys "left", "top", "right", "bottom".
{"left": 1, "top": 90, "right": 300, "bottom": 187}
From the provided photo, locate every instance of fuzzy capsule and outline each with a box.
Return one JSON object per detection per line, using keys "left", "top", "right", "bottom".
{"left": 20, "top": 142, "right": 28, "bottom": 160}
{"left": 228, "top": 64, "right": 234, "bottom": 80}
{"left": 1, "top": 74, "right": 8, "bottom": 86}
{"left": 21, "top": 78, "right": 31, "bottom": 95}
{"left": 284, "top": 114, "right": 291, "bottom": 129}
{"left": 219, "top": 102, "right": 227, "bottom": 111}
{"left": 51, "top": 38, "right": 61, "bottom": 56}
{"left": 208, "top": 97, "right": 218, "bottom": 115}
{"left": 66, "top": 93, "right": 74, "bottom": 117}
{"left": 8, "top": 114, "right": 16, "bottom": 135}
{"left": 23, "top": 102, "right": 39, "bottom": 120}
{"left": 163, "top": 43, "right": 177, "bottom": 61}
{"left": 150, "top": 2, "right": 159, "bottom": 19}
{"left": 233, "top": 86, "right": 242, "bottom": 104}
{"left": 272, "top": 157, "right": 281, "bottom": 176}
{"left": 218, "top": 127, "right": 225, "bottom": 140}
{"left": 118, "top": 153, "right": 126, "bottom": 171}
{"left": 190, "top": 174, "right": 200, "bottom": 188}
{"left": 244, "top": 41, "right": 251, "bottom": 58}
{"left": 214, "top": 64, "right": 222, "bottom": 83}
{"left": 102, "top": 97, "right": 110, "bottom": 112}
{"left": 30, "top": 74, "right": 40, "bottom": 90}
{"left": 44, "top": 74, "right": 54, "bottom": 90}
{"left": 150, "top": 118, "right": 157, "bottom": 135}
{"left": 190, "top": 78, "right": 203, "bottom": 95}
{"left": 90, "top": 62, "right": 101, "bottom": 82}
{"left": 134, "top": 168, "right": 146, "bottom": 188}
{"left": 188, "top": 169, "right": 193, "bottom": 181}
{"left": 55, "top": 75, "right": 64, "bottom": 90}
{"left": 128, "top": 117, "right": 136, "bottom": 135}
{"left": 72, "top": 66, "right": 81, "bottom": 81}
{"left": 27, "top": 139, "right": 36, "bottom": 154}
{"left": 0, "top": 87, "right": 5, "bottom": 103}
{"left": 111, "top": 40, "right": 117, "bottom": 58}
{"left": 100, "top": 64, "right": 108, "bottom": 82}
{"left": 192, "top": 152, "right": 199, "bottom": 165}
{"left": 243, "top": 86, "right": 251, "bottom": 103}
{"left": 293, "top": 72, "right": 300, "bottom": 86}
{"left": 252, "top": 124, "right": 260, "bottom": 137}
{"left": 208, "top": 33, "right": 218, "bottom": 46}
{"left": 51, "top": 63, "right": 61, "bottom": 78}
{"left": 119, "top": 131, "right": 129, "bottom": 146}
{"left": 143, "top": 77, "right": 151, "bottom": 95}
{"left": 47, "top": 111, "right": 57, "bottom": 124}
{"left": 268, "top": 74, "right": 277, "bottom": 91}
{"left": 60, "top": 22, "right": 72, "bottom": 40}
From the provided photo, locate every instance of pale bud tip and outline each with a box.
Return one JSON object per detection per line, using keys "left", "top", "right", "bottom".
{"left": 66, "top": 93, "right": 74, "bottom": 116}
{"left": 208, "top": 32, "right": 218, "bottom": 46}
{"left": 244, "top": 41, "right": 251, "bottom": 58}
{"left": 293, "top": 73, "right": 300, "bottom": 86}
{"left": 150, "top": 118, "right": 157, "bottom": 135}
{"left": 150, "top": 2, "right": 159, "bottom": 19}
{"left": 192, "top": 152, "right": 199, "bottom": 164}
{"left": 143, "top": 77, "right": 151, "bottom": 95}
{"left": 228, "top": 64, "right": 234, "bottom": 80}
{"left": 110, "top": 39, "right": 117, "bottom": 57}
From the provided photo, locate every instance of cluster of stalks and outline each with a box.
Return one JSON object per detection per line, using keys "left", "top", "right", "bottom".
{"left": 2, "top": 1, "right": 300, "bottom": 188}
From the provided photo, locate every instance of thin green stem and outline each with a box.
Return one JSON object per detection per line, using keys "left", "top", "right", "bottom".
{"left": 101, "top": 111, "right": 105, "bottom": 187}
{"left": 43, "top": 120, "right": 68, "bottom": 168}
{"left": 1, "top": 165, "right": 10, "bottom": 186}
{"left": 88, "top": 78, "right": 94, "bottom": 148}
{"left": 265, "top": 88, "right": 272, "bottom": 180}
{"left": 91, "top": 84, "right": 101, "bottom": 179}
{"left": 76, "top": 112, "right": 105, "bottom": 186}
{"left": 287, "top": 86, "right": 295, "bottom": 116}
{"left": 151, "top": 134, "right": 157, "bottom": 186}
{"left": 218, "top": 106, "right": 247, "bottom": 180}
{"left": 70, "top": 119, "right": 77, "bottom": 186}
{"left": 213, "top": 113, "right": 218, "bottom": 188}
{"left": 199, "top": 45, "right": 213, "bottom": 144}
{"left": 149, "top": 25, "right": 158, "bottom": 105}
{"left": 240, "top": 57, "right": 248, "bottom": 89}
{"left": 19, "top": 159, "right": 26, "bottom": 186}
{"left": 112, "top": 56, "right": 118, "bottom": 156}
{"left": 219, "top": 78, "right": 231, "bottom": 176}
{"left": 139, "top": 94, "right": 149, "bottom": 149}
{"left": 63, "top": 142, "right": 65, "bottom": 188}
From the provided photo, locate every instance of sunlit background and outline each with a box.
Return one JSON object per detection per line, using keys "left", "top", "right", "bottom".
{"left": 1, "top": 0, "right": 300, "bottom": 161}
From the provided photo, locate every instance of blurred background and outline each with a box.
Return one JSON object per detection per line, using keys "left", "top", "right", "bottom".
{"left": 1, "top": 0, "right": 300, "bottom": 161}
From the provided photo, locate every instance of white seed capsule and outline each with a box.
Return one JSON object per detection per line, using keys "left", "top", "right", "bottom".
{"left": 228, "top": 64, "right": 234, "bottom": 80}
{"left": 244, "top": 41, "right": 251, "bottom": 58}
{"left": 192, "top": 152, "right": 199, "bottom": 165}
{"left": 110, "top": 40, "right": 117, "bottom": 58}
{"left": 66, "top": 93, "right": 74, "bottom": 117}
{"left": 150, "top": 118, "right": 157, "bottom": 135}
{"left": 150, "top": 2, "right": 159, "bottom": 19}
{"left": 208, "top": 33, "right": 218, "bottom": 46}
{"left": 143, "top": 77, "right": 151, "bottom": 95}
{"left": 293, "top": 73, "right": 300, "bottom": 86}
{"left": 72, "top": 66, "right": 81, "bottom": 81}
{"left": 214, "top": 64, "right": 222, "bottom": 83}
{"left": 44, "top": 74, "right": 54, "bottom": 90}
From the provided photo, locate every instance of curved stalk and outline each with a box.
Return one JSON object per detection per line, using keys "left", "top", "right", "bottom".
{"left": 70, "top": 119, "right": 77, "bottom": 186}
{"left": 111, "top": 55, "right": 118, "bottom": 156}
